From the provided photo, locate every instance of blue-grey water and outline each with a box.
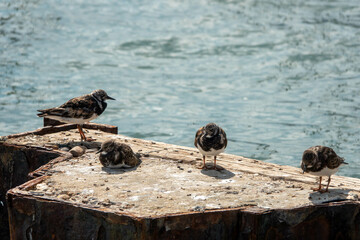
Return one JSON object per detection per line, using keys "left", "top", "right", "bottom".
{"left": 1, "top": 0, "right": 360, "bottom": 178}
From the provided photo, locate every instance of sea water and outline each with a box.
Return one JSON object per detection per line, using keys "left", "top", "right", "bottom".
{"left": 1, "top": 0, "right": 360, "bottom": 178}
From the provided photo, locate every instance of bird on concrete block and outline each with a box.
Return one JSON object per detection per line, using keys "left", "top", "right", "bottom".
{"left": 194, "top": 123, "right": 227, "bottom": 170}
{"left": 97, "top": 139, "right": 140, "bottom": 168}
{"left": 301, "top": 145, "right": 348, "bottom": 193}
{"left": 37, "top": 89, "right": 115, "bottom": 141}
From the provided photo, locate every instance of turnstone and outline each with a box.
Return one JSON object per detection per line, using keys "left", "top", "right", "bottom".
{"left": 301, "top": 145, "right": 348, "bottom": 193}
{"left": 97, "top": 139, "right": 140, "bottom": 168}
{"left": 37, "top": 89, "right": 115, "bottom": 141}
{"left": 194, "top": 123, "right": 227, "bottom": 170}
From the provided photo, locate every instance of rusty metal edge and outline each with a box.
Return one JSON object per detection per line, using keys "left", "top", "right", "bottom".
{"left": 5, "top": 123, "right": 117, "bottom": 139}
{"left": 1, "top": 142, "right": 62, "bottom": 153}
{"left": 0, "top": 142, "right": 71, "bottom": 180}
{"left": 27, "top": 152, "right": 73, "bottom": 179}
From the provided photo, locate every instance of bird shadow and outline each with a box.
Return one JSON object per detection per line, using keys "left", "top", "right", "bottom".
{"left": 60, "top": 140, "right": 102, "bottom": 150}
{"left": 78, "top": 141, "right": 102, "bottom": 149}
{"left": 200, "top": 164, "right": 235, "bottom": 179}
{"left": 100, "top": 157, "right": 142, "bottom": 175}
{"left": 101, "top": 163, "right": 141, "bottom": 175}
{"left": 308, "top": 188, "right": 352, "bottom": 204}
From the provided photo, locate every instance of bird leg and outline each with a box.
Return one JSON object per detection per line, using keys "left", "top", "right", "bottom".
{"left": 324, "top": 176, "right": 331, "bottom": 193}
{"left": 210, "top": 156, "right": 220, "bottom": 170}
{"left": 77, "top": 125, "right": 85, "bottom": 140}
{"left": 77, "top": 125, "right": 94, "bottom": 142}
{"left": 311, "top": 176, "right": 323, "bottom": 192}
{"left": 197, "top": 155, "right": 208, "bottom": 169}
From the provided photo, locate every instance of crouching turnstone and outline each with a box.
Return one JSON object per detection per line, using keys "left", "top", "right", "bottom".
{"left": 97, "top": 139, "right": 140, "bottom": 168}
{"left": 301, "top": 145, "right": 348, "bottom": 193}
{"left": 194, "top": 123, "right": 227, "bottom": 170}
{"left": 37, "top": 89, "right": 115, "bottom": 141}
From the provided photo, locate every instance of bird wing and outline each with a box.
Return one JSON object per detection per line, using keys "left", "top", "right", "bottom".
{"left": 220, "top": 127, "right": 227, "bottom": 148}
{"left": 61, "top": 95, "right": 106, "bottom": 116}
{"left": 37, "top": 107, "right": 69, "bottom": 117}
{"left": 326, "top": 149, "right": 346, "bottom": 169}
{"left": 318, "top": 146, "right": 345, "bottom": 169}
{"left": 194, "top": 127, "right": 204, "bottom": 148}
{"left": 59, "top": 95, "right": 94, "bottom": 110}
{"left": 38, "top": 95, "right": 97, "bottom": 119}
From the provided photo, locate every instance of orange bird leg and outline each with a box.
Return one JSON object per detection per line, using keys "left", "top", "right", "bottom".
{"left": 77, "top": 125, "right": 85, "bottom": 140}
{"left": 323, "top": 176, "right": 331, "bottom": 193}
{"left": 311, "top": 176, "right": 323, "bottom": 192}
{"left": 211, "top": 156, "right": 220, "bottom": 170}
{"left": 197, "top": 155, "right": 208, "bottom": 169}
{"left": 77, "top": 125, "right": 94, "bottom": 142}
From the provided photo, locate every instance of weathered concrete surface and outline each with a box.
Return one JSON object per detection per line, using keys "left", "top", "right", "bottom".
{"left": 8, "top": 149, "right": 360, "bottom": 215}
{"left": 3, "top": 127, "right": 360, "bottom": 239}
{"left": 0, "top": 123, "right": 117, "bottom": 240}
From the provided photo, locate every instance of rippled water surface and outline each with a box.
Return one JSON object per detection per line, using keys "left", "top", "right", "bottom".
{"left": 1, "top": 0, "right": 360, "bottom": 178}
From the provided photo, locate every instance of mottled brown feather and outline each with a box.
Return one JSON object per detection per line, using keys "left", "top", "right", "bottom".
{"left": 194, "top": 123, "right": 227, "bottom": 152}
{"left": 37, "top": 90, "right": 111, "bottom": 120}
{"left": 221, "top": 128, "right": 227, "bottom": 148}
{"left": 194, "top": 127, "right": 204, "bottom": 148}
{"left": 98, "top": 139, "right": 140, "bottom": 168}
{"left": 302, "top": 145, "right": 347, "bottom": 173}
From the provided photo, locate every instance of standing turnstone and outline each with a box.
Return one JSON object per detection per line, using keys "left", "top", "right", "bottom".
{"left": 301, "top": 145, "right": 348, "bottom": 193}
{"left": 97, "top": 139, "right": 140, "bottom": 168}
{"left": 37, "top": 89, "right": 115, "bottom": 141}
{"left": 194, "top": 123, "right": 227, "bottom": 170}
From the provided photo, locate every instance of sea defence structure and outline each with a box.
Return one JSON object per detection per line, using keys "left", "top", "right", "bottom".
{"left": 1, "top": 122, "right": 360, "bottom": 239}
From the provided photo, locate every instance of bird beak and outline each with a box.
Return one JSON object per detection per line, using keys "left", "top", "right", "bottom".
{"left": 107, "top": 96, "right": 115, "bottom": 100}
{"left": 96, "top": 149, "right": 102, "bottom": 154}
